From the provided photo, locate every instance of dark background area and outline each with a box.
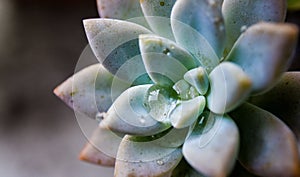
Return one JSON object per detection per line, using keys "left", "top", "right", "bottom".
{"left": 0, "top": 0, "right": 113, "bottom": 176}
{"left": 0, "top": 0, "right": 299, "bottom": 176}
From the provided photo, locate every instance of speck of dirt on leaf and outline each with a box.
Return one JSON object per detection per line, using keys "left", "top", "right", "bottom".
{"left": 163, "top": 48, "right": 170, "bottom": 55}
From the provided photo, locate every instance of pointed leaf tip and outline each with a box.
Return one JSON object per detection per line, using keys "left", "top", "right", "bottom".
{"left": 139, "top": 34, "right": 198, "bottom": 86}
{"left": 83, "top": 19, "right": 152, "bottom": 84}
{"left": 53, "top": 64, "right": 130, "bottom": 119}
{"left": 207, "top": 62, "right": 252, "bottom": 114}
{"left": 79, "top": 122, "right": 124, "bottom": 166}
{"left": 227, "top": 22, "right": 298, "bottom": 94}
{"left": 184, "top": 67, "right": 209, "bottom": 95}
{"left": 222, "top": 0, "right": 287, "bottom": 51}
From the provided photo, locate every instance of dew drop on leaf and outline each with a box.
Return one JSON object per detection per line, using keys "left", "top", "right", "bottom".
{"left": 240, "top": 25, "right": 248, "bottom": 33}
{"left": 144, "top": 85, "right": 178, "bottom": 122}
{"left": 156, "top": 159, "right": 165, "bottom": 166}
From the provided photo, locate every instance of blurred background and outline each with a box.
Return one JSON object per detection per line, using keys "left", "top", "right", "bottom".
{"left": 0, "top": 0, "right": 113, "bottom": 176}
{"left": 0, "top": 0, "right": 299, "bottom": 176}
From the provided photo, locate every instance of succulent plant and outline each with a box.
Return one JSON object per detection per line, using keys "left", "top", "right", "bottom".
{"left": 54, "top": 0, "right": 300, "bottom": 176}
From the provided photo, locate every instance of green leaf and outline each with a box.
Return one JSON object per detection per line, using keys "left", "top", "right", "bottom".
{"left": 183, "top": 113, "right": 239, "bottom": 177}
{"left": 152, "top": 127, "right": 191, "bottom": 148}
{"left": 114, "top": 135, "right": 182, "bottom": 177}
{"left": 226, "top": 22, "right": 298, "bottom": 94}
{"left": 222, "top": 0, "right": 287, "bottom": 52}
{"left": 230, "top": 103, "right": 300, "bottom": 177}
{"left": 102, "top": 85, "right": 171, "bottom": 136}
{"left": 171, "top": 0, "right": 225, "bottom": 58}
{"left": 170, "top": 96, "right": 206, "bottom": 129}
{"left": 207, "top": 62, "right": 252, "bottom": 114}
{"left": 249, "top": 72, "right": 300, "bottom": 153}
{"left": 184, "top": 67, "right": 209, "bottom": 95}
{"left": 53, "top": 64, "right": 130, "bottom": 119}
{"left": 139, "top": 34, "right": 199, "bottom": 86}
{"left": 83, "top": 19, "right": 153, "bottom": 84}
{"left": 79, "top": 122, "right": 123, "bottom": 166}
{"left": 140, "top": 0, "right": 176, "bottom": 40}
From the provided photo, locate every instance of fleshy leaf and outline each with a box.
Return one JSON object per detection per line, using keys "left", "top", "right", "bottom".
{"left": 140, "top": 0, "right": 176, "bottom": 40}
{"left": 249, "top": 72, "right": 300, "bottom": 153}
{"left": 102, "top": 85, "right": 171, "bottom": 136}
{"left": 114, "top": 135, "right": 182, "bottom": 177}
{"left": 226, "top": 22, "right": 298, "bottom": 94}
{"left": 222, "top": 0, "right": 287, "bottom": 52}
{"left": 170, "top": 96, "right": 206, "bottom": 129}
{"left": 96, "top": 0, "right": 148, "bottom": 27}
{"left": 230, "top": 103, "right": 300, "bottom": 177}
{"left": 207, "top": 62, "right": 252, "bottom": 114}
{"left": 54, "top": 64, "right": 130, "bottom": 118}
{"left": 83, "top": 19, "right": 153, "bottom": 84}
{"left": 139, "top": 34, "right": 199, "bottom": 86}
{"left": 183, "top": 113, "right": 239, "bottom": 177}
{"left": 170, "top": 25, "right": 219, "bottom": 74}
{"left": 171, "top": 0, "right": 225, "bottom": 58}
{"left": 184, "top": 67, "right": 209, "bottom": 95}
{"left": 152, "top": 127, "right": 191, "bottom": 148}
{"left": 79, "top": 122, "right": 123, "bottom": 166}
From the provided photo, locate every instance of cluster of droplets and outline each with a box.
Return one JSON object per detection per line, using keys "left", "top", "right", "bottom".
{"left": 143, "top": 63, "right": 211, "bottom": 126}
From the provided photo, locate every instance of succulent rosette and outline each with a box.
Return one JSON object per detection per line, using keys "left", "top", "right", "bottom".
{"left": 54, "top": 0, "right": 300, "bottom": 176}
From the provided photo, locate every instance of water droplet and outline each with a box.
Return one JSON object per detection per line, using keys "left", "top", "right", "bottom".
{"left": 205, "top": 66, "right": 213, "bottom": 72}
{"left": 156, "top": 159, "right": 164, "bottom": 166}
{"left": 240, "top": 25, "right": 248, "bottom": 33}
{"left": 166, "top": 52, "right": 172, "bottom": 57}
{"left": 140, "top": 117, "right": 146, "bottom": 124}
{"left": 144, "top": 85, "right": 177, "bottom": 122}
{"left": 195, "top": 111, "right": 215, "bottom": 134}
{"left": 199, "top": 116, "right": 205, "bottom": 124}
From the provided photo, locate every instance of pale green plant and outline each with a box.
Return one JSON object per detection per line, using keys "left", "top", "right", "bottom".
{"left": 54, "top": 0, "right": 300, "bottom": 176}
